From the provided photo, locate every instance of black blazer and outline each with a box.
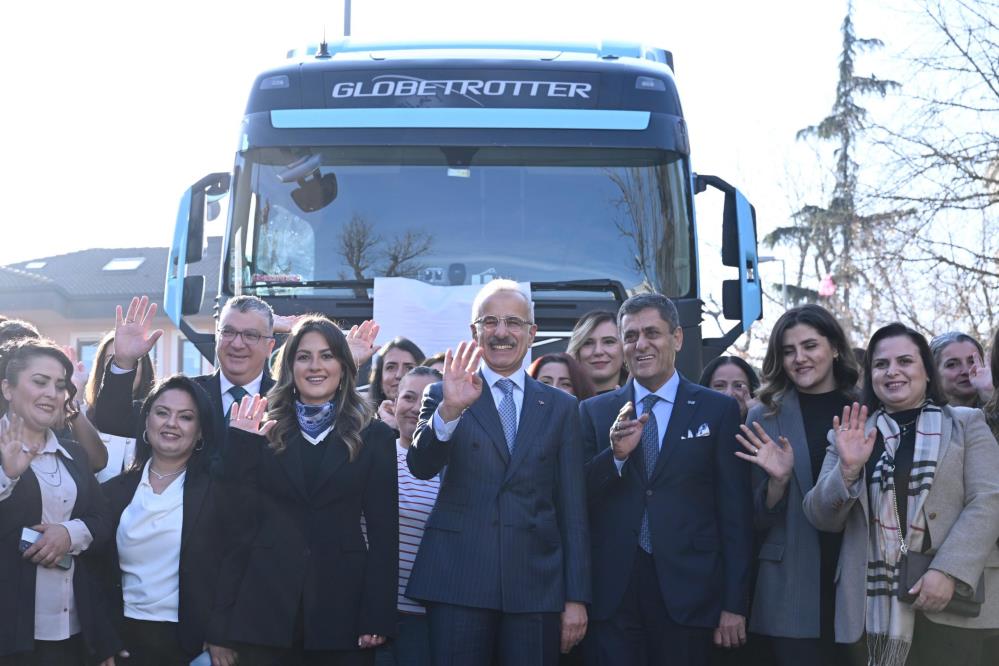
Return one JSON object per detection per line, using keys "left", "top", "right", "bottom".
{"left": 406, "top": 375, "right": 591, "bottom": 613}
{"left": 0, "top": 438, "right": 115, "bottom": 662}
{"left": 94, "top": 365, "right": 275, "bottom": 469}
{"left": 580, "top": 377, "right": 753, "bottom": 627}
{"left": 92, "top": 458, "right": 227, "bottom": 658}
{"left": 217, "top": 420, "right": 398, "bottom": 650}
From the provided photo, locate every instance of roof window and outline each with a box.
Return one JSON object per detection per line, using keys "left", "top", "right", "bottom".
{"left": 102, "top": 257, "right": 146, "bottom": 271}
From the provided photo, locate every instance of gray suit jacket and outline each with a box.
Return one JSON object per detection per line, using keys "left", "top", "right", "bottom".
{"left": 803, "top": 405, "right": 999, "bottom": 643}
{"left": 746, "top": 390, "right": 826, "bottom": 638}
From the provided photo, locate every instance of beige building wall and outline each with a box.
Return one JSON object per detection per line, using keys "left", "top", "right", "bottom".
{"left": 6, "top": 308, "right": 216, "bottom": 380}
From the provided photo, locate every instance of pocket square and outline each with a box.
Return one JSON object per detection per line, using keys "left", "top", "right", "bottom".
{"left": 696, "top": 423, "right": 711, "bottom": 437}
{"left": 683, "top": 429, "right": 694, "bottom": 440}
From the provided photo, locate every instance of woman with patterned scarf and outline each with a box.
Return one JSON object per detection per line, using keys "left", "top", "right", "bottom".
{"left": 804, "top": 322, "right": 999, "bottom": 666}
{"left": 217, "top": 314, "right": 399, "bottom": 666}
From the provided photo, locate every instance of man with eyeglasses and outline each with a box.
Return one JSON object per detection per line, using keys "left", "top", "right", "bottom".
{"left": 407, "top": 279, "right": 591, "bottom": 666}
{"left": 94, "top": 295, "right": 277, "bottom": 467}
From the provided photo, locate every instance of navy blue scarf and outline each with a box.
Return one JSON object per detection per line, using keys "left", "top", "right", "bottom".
{"left": 295, "top": 399, "right": 336, "bottom": 440}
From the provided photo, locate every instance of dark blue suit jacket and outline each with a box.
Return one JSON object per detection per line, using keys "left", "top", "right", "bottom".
{"left": 406, "top": 374, "right": 591, "bottom": 613}
{"left": 580, "top": 377, "right": 752, "bottom": 627}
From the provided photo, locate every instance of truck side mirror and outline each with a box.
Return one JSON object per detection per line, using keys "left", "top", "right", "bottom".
{"left": 181, "top": 275, "right": 205, "bottom": 317}
{"left": 695, "top": 174, "right": 762, "bottom": 355}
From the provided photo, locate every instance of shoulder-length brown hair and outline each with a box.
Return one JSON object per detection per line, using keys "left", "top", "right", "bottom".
{"left": 0, "top": 338, "right": 78, "bottom": 420}
{"left": 266, "top": 315, "right": 372, "bottom": 460}
{"left": 757, "top": 304, "right": 859, "bottom": 414}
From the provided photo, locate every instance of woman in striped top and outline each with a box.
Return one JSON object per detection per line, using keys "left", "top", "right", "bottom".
{"left": 376, "top": 366, "right": 442, "bottom": 666}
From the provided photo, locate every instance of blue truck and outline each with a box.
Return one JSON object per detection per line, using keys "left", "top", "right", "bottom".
{"left": 165, "top": 39, "right": 761, "bottom": 378}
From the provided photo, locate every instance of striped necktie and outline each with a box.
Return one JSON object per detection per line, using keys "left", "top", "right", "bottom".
{"left": 638, "top": 393, "right": 660, "bottom": 553}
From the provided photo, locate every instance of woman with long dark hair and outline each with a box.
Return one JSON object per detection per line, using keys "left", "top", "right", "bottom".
{"left": 368, "top": 338, "right": 425, "bottom": 430}
{"left": 698, "top": 355, "right": 760, "bottom": 422}
{"left": 0, "top": 339, "right": 115, "bottom": 665}
{"left": 734, "top": 305, "right": 861, "bottom": 665}
{"left": 222, "top": 314, "right": 398, "bottom": 665}
{"left": 805, "top": 323, "right": 999, "bottom": 666}
{"left": 94, "top": 374, "right": 234, "bottom": 666}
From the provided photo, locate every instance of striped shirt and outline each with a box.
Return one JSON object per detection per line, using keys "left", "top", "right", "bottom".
{"left": 395, "top": 441, "right": 440, "bottom": 614}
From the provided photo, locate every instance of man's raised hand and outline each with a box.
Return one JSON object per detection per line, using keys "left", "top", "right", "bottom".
{"left": 438, "top": 341, "right": 483, "bottom": 422}
{"left": 113, "top": 296, "right": 163, "bottom": 371}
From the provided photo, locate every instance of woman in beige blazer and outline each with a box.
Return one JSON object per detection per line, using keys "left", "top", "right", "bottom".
{"left": 804, "top": 322, "right": 999, "bottom": 666}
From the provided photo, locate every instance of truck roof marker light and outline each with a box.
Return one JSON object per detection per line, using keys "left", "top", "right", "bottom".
{"left": 270, "top": 108, "right": 650, "bottom": 130}
{"left": 636, "top": 76, "right": 666, "bottom": 91}
{"left": 260, "top": 75, "right": 290, "bottom": 90}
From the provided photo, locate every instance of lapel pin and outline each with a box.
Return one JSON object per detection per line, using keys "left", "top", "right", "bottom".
{"left": 687, "top": 400, "right": 696, "bottom": 405}
{"left": 538, "top": 400, "right": 545, "bottom": 406}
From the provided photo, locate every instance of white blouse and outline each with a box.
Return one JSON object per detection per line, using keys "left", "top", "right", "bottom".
{"left": 116, "top": 460, "right": 185, "bottom": 622}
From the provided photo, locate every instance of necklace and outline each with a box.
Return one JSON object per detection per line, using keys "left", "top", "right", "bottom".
{"left": 149, "top": 466, "right": 186, "bottom": 481}
{"left": 895, "top": 417, "right": 918, "bottom": 437}
{"left": 31, "top": 454, "right": 63, "bottom": 487}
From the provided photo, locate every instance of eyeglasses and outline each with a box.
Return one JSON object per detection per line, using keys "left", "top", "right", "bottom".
{"left": 473, "top": 315, "right": 533, "bottom": 331}
{"left": 218, "top": 327, "right": 273, "bottom": 345}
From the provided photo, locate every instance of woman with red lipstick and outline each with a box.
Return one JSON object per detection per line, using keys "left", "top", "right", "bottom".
{"left": 735, "top": 305, "right": 861, "bottom": 665}
{"left": 805, "top": 323, "right": 999, "bottom": 666}
{"left": 0, "top": 339, "right": 115, "bottom": 665}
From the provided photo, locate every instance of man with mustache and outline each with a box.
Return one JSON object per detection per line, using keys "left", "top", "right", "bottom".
{"left": 407, "top": 279, "right": 591, "bottom": 666}
{"left": 579, "top": 293, "right": 752, "bottom": 666}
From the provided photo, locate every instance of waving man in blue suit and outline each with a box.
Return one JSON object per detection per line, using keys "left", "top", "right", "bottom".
{"left": 407, "top": 279, "right": 591, "bottom": 666}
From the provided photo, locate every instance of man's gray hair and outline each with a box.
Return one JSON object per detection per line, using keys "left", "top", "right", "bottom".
{"left": 470, "top": 279, "right": 534, "bottom": 322}
{"left": 617, "top": 293, "right": 679, "bottom": 331}
{"left": 221, "top": 295, "right": 275, "bottom": 333}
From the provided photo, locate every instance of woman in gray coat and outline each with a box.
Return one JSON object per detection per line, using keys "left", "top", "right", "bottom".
{"left": 734, "top": 305, "right": 860, "bottom": 665}
{"left": 804, "top": 323, "right": 999, "bottom": 666}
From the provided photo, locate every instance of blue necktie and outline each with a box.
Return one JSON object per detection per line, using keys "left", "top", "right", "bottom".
{"left": 639, "top": 393, "right": 660, "bottom": 553}
{"left": 496, "top": 379, "right": 518, "bottom": 453}
{"left": 227, "top": 385, "right": 250, "bottom": 416}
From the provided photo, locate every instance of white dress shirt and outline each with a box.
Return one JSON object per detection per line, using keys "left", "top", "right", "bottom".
{"left": 219, "top": 371, "right": 264, "bottom": 416}
{"left": 0, "top": 418, "right": 93, "bottom": 640}
{"left": 432, "top": 365, "right": 526, "bottom": 441}
{"left": 117, "top": 460, "right": 185, "bottom": 622}
{"left": 615, "top": 371, "right": 680, "bottom": 475}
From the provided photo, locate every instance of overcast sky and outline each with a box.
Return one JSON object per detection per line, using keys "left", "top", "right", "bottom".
{"left": 0, "top": 0, "right": 924, "bottom": 285}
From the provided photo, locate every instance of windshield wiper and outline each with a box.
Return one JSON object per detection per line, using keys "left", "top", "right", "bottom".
{"left": 530, "top": 280, "right": 628, "bottom": 303}
{"left": 244, "top": 279, "right": 373, "bottom": 299}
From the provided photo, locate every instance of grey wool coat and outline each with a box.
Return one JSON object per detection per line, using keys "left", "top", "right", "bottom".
{"left": 803, "top": 405, "right": 999, "bottom": 644}
{"left": 746, "top": 390, "right": 828, "bottom": 638}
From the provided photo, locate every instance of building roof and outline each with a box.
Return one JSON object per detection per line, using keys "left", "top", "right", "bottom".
{"left": 0, "top": 237, "right": 222, "bottom": 319}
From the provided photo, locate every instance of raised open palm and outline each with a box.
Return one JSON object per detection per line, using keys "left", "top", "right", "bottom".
{"left": 735, "top": 422, "right": 794, "bottom": 482}
{"left": 346, "top": 320, "right": 380, "bottom": 369}
{"left": 229, "top": 394, "right": 276, "bottom": 437}
{"left": 0, "top": 414, "right": 42, "bottom": 479}
{"left": 440, "top": 341, "right": 483, "bottom": 419}
{"left": 114, "top": 296, "right": 163, "bottom": 370}
{"left": 833, "top": 402, "right": 876, "bottom": 477}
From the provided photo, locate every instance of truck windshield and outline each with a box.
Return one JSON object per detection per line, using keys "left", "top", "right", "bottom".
{"left": 227, "top": 146, "right": 693, "bottom": 298}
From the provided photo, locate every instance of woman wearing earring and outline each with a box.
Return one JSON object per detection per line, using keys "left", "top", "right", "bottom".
{"left": 0, "top": 339, "right": 115, "bottom": 665}
{"left": 734, "top": 305, "right": 861, "bottom": 665}
{"left": 94, "top": 374, "right": 237, "bottom": 666}
{"left": 221, "top": 315, "right": 398, "bottom": 665}
{"left": 804, "top": 323, "right": 999, "bottom": 666}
